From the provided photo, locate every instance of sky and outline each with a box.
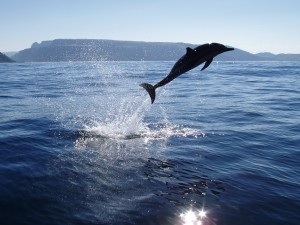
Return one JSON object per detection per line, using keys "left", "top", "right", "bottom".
{"left": 1, "top": 0, "right": 300, "bottom": 54}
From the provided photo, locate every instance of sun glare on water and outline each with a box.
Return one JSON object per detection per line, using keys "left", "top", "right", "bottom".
{"left": 179, "top": 208, "right": 207, "bottom": 225}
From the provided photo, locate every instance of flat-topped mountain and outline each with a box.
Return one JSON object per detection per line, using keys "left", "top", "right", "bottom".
{"left": 13, "top": 39, "right": 190, "bottom": 62}
{"left": 11, "top": 39, "right": 300, "bottom": 62}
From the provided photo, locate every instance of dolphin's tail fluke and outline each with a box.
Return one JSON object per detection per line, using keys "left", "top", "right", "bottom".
{"left": 140, "top": 83, "right": 156, "bottom": 104}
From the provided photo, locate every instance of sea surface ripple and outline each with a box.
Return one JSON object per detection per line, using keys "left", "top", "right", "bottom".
{"left": 0, "top": 61, "right": 299, "bottom": 225}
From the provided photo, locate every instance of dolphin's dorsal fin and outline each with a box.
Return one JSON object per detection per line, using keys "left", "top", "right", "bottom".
{"left": 186, "top": 47, "right": 196, "bottom": 56}
{"left": 201, "top": 58, "right": 213, "bottom": 71}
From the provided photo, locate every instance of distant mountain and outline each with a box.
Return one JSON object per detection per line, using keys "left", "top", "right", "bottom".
{"left": 0, "top": 52, "right": 14, "bottom": 63}
{"left": 215, "top": 47, "right": 263, "bottom": 61}
{"left": 256, "top": 52, "right": 276, "bottom": 59}
{"left": 11, "top": 39, "right": 300, "bottom": 62}
{"left": 256, "top": 52, "right": 300, "bottom": 61}
{"left": 13, "top": 39, "right": 190, "bottom": 62}
{"left": 3, "top": 51, "right": 17, "bottom": 57}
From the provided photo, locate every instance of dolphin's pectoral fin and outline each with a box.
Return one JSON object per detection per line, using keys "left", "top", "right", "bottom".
{"left": 186, "top": 47, "right": 196, "bottom": 56}
{"left": 201, "top": 58, "right": 213, "bottom": 71}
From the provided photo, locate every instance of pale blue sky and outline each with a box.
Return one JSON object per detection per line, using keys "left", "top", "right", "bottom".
{"left": 1, "top": 0, "right": 300, "bottom": 53}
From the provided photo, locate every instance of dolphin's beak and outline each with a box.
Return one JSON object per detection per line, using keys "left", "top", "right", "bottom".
{"left": 225, "top": 47, "right": 234, "bottom": 52}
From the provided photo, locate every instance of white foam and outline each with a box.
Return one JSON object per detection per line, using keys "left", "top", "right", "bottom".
{"left": 79, "top": 111, "right": 203, "bottom": 146}
{"left": 82, "top": 97, "right": 150, "bottom": 139}
{"left": 74, "top": 94, "right": 204, "bottom": 148}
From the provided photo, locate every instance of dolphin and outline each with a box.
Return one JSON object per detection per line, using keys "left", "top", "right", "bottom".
{"left": 140, "top": 43, "right": 234, "bottom": 104}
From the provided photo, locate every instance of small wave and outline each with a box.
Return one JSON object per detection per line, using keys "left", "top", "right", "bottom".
{"left": 144, "top": 158, "right": 225, "bottom": 207}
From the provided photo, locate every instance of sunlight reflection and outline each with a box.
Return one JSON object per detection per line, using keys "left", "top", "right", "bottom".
{"left": 179, "top": 208, "right": 207, "bottom": 225}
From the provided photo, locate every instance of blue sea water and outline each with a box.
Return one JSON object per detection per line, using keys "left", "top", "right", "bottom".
{"left": 0, "top": 61, "right": 300, "bottom": 225}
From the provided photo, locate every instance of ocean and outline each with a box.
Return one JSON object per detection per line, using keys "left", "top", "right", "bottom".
{"left": 0, "top": 61, "right": 299, "bottom": 225}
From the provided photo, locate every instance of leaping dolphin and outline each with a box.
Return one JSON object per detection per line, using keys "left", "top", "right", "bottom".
{"left": 140, "top": 43, "right": 234, "bottom": 104}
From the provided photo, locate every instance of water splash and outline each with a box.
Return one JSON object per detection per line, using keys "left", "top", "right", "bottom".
{"left": 42, "top": 61, "right": 205, "bottom": 146}
{"left": 81, "top": 97, "right": 150, "bottom": 139}
{"left": 76, "top": 97, "right": 204, "bottom": 145}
